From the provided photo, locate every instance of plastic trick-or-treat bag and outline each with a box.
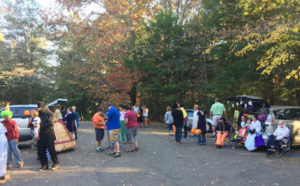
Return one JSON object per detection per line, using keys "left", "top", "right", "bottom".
{"left": 255, "top": 135, "right": 265, "bottom": 147}
{"left": 238, "top": 128, "right": 248, "bottom": 138}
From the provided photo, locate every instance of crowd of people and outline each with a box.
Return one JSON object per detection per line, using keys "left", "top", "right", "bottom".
{"left": 91, "top": 103, "right": 148, "bottom": 157}
{"left": 164, "top": 98, "right": 291, "bottom": 156}
{"left": 0, "top": 102, "right": 80, "bottom": 184}
{"left": 0, "top": 97, "right": 291, "bottom": 184}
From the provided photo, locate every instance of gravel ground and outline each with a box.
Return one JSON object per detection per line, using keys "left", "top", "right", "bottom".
{"left": 6, "top": 121, "right": 300, "bottom": 186}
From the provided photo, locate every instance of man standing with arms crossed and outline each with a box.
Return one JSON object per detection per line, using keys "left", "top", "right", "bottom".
{"left": 210, "top": 98, "right": 227, "bottom": 137}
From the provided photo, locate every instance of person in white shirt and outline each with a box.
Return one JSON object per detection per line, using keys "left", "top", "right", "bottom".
{"left": 249, "top": 115, "right": 262, "bottom": 133}
{"left": 266, "top": 120, "right": 290, "bottom": 156}
{"left": 245, "top": 115, "right": 262, "bottom": 151}
{"left": 30, "top": 110, "right": 41, "bottom": 141}
{"left": 240, "top": 115, "right": 247, "bottom": 128}
{"left": 192, "top": 105, "right": 199, "bottom": 130}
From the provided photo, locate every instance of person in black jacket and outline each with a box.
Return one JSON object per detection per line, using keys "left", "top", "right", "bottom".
{"left": 37, "top": 101, "right": 59, "bottom": 171}
{"left": 171, "top": 103, "right": 184, "bottom": 145}
{"left": 215, "top": 117, "right": 231, "bottom": 148}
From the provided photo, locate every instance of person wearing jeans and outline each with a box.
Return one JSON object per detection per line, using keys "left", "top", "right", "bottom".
{"left": 1, "top": 109, "right": 23, "bottom": 169}
{"left": 7, "top": 140, "right": 23, "bottom": 167}
{"left": 164, "top": 106, "right": 174, "bottom": 135}
{"left": 172, "top": 103, "right": 184, "bottom": 145}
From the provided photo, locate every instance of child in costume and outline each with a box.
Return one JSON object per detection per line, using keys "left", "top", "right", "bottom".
{"left": 0, "top": 103, "right": 23, "bottom": 169}
{"left": 0, "top": 120, "right": 9, "bottom": 184}
{"left": 215, "top": 117, "right": 230, "bottom": 148}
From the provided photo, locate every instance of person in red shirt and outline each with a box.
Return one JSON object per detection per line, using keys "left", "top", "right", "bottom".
{"left": 1, "top": 109, "right": 23, "bottom": 169}
{"left": 123, "top": 105, "right": 139, "bottom": 152}
{"left": 92, "top": 107, "right": 106, "bottom": 152}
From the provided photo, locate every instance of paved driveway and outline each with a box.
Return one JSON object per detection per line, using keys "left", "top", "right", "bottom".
{"left": 7, "top": 122, "right": 300, "bottom": 186}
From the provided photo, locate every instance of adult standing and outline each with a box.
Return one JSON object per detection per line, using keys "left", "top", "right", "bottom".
{"left": 210, "top": 98, "right": 227, "bottom": 137}
{"left": 1, "top": 105, "right": 23, "bottom": 169}
{"left": 0, "top": 119, "right": 9, "bottom": 183}
{"left": 172, "top": 103, "right": 184, "bottom": 145}
{"left": 179, "top": 104, "right": 188, "bottom": 138}
{"left": 124, "top": 105, "right": 139, "bottom": 152}
{"left": 72, "top": 106, "right": 79, "bottom": 140}
{"left": 37, "top": 101, "right": 59, "bottom": 171}
{"left": 105, "top": 103, "right": 121, "bottom": 157}
{"left": 61, "top": 107, "right": 67, "bottom": 121}
{"left": 164, "top": 106, "right": 174, "bottom": 135}
{"left": 197, "top": 106, "right": 207, "bottom": 145}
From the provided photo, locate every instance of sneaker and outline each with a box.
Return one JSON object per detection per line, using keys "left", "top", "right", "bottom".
{"left": 19, "top": 161, "right": 24, "bottom": 168}
{"left": 39, "top": 165, "right": 49, "bottom": 171}
{"left": 106, "top": 145, "right": 111, "bottom": 149}
{"left": 51, "top": 164, "right": 60, "bottom": 171}
{"left": 7, "top": 165, "right": 12, "bottom": 169}
{"left": 96, "top": 147, "right": 105, "bottom": 152}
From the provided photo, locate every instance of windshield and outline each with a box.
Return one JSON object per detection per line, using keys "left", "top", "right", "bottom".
{"left": 273, "top": 108, "right": 300, "bottom": 120}
{"left": 186, "top": 111, "right": 193, "bottom": 117}
{"left": 0, "top": 106, "right": 37, "bottom": 118}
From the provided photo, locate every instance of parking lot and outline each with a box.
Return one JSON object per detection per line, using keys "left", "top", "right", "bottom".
{"left": 7, "top": 122, "right": 300, "bottom": 186}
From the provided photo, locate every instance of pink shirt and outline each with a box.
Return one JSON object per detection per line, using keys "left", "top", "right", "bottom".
{"left": 125, "top": 110, "right": 138, "bottom": 129}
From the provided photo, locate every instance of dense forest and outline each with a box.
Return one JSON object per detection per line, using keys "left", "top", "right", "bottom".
{"left": 0, "top": 0, "right": 299, "bottom": 119}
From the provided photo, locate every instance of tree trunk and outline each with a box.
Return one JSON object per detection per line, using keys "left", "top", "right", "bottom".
{"left": 129, "top": 82, "right": 137, "bottom": 105}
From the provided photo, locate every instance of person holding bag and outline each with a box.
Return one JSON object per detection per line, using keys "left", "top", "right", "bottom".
{"left": 245, "top": 115, "right": 262, "bottom": 151}
{"left": 197, "top": 106, "right": 206, "bottom": 145}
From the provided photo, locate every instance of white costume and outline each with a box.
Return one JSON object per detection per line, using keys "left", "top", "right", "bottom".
{"left": 192, "top": 110, "right": 198, "bottom": 129}
{"left": 31, "top": 117, "right": 41, "bottom": 139}
{"left": 245, "top": 120, "right": 262, "bottom": 151}
{"left": 0, "top": 124, "right": 7, "bottom": 177}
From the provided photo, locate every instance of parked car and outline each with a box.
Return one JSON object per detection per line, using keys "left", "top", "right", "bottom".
{"left": 264, "top": 106, "right": 300, "bottom": 146}
{"left": 0, "top": 98, "right": 68, "bottom": 142}
{"left": 185, "top": 109, "right": 194, "bottom": 129}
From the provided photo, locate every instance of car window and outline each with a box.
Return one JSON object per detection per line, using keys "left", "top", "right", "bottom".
{"left": 187, "top": 111, "right": 193, "bottom": 117}
{"left": 9, "top": 107, "right": 37, "bottom": 118}
{"left": 273, "top": 109, "right": 300, "bottom": 120}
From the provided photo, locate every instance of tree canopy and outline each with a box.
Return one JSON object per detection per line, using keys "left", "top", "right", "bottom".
{"left": 0, "top": 0, "right": 299, "bottom": 119}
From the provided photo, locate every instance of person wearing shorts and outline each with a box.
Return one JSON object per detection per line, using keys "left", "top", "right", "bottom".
{"left": 124, "top": 105, "right": 139, "bottom": 152}
{"left": 105, "top": 103, "right": 121, "bottom": 157}
{"left": 209, "top": 98, "right": 227, "bottom": 137}
{"left": 92, "top": 107, "right": 106, "bottom": 152}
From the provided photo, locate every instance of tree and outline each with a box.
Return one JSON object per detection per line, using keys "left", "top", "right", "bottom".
{"left": 0, "top": 0, "right": 53, "bottom": 104}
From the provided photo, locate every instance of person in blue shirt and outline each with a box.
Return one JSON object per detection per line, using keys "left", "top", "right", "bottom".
{"left": 105, "top": 103, "right": 121, "bottom": 157}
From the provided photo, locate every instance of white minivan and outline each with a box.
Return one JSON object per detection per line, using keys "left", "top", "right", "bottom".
{"left": 0, "top": 99, "right": 68, "bottom": 142}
